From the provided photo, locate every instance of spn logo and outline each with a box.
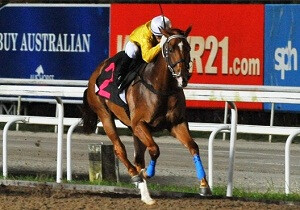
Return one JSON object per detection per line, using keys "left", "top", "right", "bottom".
{"left": 274, "top": 41, "right": 298, "bottom": 80}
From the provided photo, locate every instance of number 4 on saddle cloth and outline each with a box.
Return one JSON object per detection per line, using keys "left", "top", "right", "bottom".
{"left": 95, "top": 51, "right": 145, "bottom": 116}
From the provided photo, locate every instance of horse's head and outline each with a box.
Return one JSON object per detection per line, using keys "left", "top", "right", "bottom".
{"left": 160, "top": 26, "right": 192, "bottom": 88}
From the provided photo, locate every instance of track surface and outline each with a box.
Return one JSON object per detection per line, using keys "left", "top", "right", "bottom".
{"left": 0, "top": 130, "right": 300, "bottom": 209}
{"left": 0, "top": 185, "right": 299, "bottom": 210}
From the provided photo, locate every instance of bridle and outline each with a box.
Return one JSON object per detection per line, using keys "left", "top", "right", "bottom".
{"left": 136, "top": 33, "right": 191, "bottom": 96}
{"left": 162, "top": 34, "right": 190, "bottom": 78}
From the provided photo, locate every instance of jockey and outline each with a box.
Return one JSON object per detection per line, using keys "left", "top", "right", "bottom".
{"left": 117, "top": 15, "right": 172, "bottom": 90}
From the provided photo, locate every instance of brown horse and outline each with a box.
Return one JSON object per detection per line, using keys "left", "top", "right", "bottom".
{"left": 82, "top": 26, "right": 211, "bottom": 204}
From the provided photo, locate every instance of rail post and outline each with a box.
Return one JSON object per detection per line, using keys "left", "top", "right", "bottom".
{"left": 226, "top": 101, "right": 238, "bottom": 197}
{"left": 285, "top": 130, "right": 300, "bottom": 194}
{"left": 2, "top": 116, "right": 27, "bottom": 178}
{"left": 208, "top": 124, "right": 230, "bottom": 190}
{"left": 55, "top": 97, "right": 64, "bottom": 183}
{"left": 66, "top": 119, "right": 82, "bottom": 181}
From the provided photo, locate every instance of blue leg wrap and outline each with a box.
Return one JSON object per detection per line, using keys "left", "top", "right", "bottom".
{"left": 146, "top": 160, "right": 156, "bottom": 178}
{"left": 193, "top": 154, "right": 206, "bottom": 180}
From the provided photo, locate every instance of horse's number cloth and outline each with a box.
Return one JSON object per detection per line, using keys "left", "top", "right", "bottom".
{"left": 95, "top": 51, "right": 129, "bottom": 110}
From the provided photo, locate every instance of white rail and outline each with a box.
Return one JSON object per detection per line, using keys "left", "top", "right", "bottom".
{"left": 0, "top": 80, "right": 86, "bottom": 183}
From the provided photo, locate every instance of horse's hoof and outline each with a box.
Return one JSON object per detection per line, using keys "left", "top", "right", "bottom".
{"left": 199, "top": 177, "right": 212, "bottom": 196}
{"left": 142, "top": 198, "right": 156, "bottom": 205}
{"left": 199, "top": 186, "right": 212, "bottom": 197}
{"left": 131, "top": 174, "right": 143, "bottom": 184}
{"left": 139, "top": 169, "right": 148, "bottom": 179}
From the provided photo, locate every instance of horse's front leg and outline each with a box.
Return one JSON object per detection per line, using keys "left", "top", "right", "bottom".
{"left": 131, "top": 122, "right": 160, "bottom": 205}
{"left": 132, "top": 122, "right": 160, "bottom": 179}
{"left": 171, "top": 122, "right": 212, "bottom": 196}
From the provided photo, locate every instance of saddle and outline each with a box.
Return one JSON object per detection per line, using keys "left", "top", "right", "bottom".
{"left": 95, "top": 51, "right": 145, "bottom": 112}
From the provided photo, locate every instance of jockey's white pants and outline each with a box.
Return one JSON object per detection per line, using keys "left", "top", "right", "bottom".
{"left": 125, "top": 41, "right": 139, "bottom": 59}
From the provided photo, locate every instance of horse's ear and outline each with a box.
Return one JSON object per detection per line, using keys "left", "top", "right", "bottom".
{"left": 159, "top": 27, "right": 169, "bottom": 37}
{"left": 184, "top": 25, "right": 192, "bottom": 37}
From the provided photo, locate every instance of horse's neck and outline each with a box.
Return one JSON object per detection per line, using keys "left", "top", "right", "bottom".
{"left": 148, "top": 54, "right": 173, "bottom": 91}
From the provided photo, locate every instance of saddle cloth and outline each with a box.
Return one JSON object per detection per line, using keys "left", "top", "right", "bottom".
{"left": 95, "top": 51, "right": 129, "bottom": 111}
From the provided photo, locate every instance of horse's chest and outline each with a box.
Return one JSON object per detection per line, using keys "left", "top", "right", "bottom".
{"left": 149, "top": 96, "right": 184, "bottom": 127}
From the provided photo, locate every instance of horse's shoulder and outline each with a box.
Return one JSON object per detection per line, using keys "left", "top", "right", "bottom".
{"left": 144, "top": 62, "right": 155, "bottom": 71}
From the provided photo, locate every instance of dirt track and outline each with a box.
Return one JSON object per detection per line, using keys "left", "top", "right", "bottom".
{"left": 0, "top": 185, "right": 299, "bottom": 210}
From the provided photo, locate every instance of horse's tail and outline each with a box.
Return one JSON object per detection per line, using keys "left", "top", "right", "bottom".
{"left": 81, "top": 88, "right": 98, "bottom": 134}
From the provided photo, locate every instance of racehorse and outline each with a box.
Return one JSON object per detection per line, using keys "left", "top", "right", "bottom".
{"left": 82, "top": 26, "right": 211, "bottom": 204}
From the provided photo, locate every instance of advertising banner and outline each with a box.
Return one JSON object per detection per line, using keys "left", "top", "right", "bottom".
{"left": 0, "top": 4, "right": 109, "bottom": 80}
{"left": 110, "top": 4, "right": 264, "bottom": 109}
{"left": 265, "top": 4, "right": 300, "bottom": 112}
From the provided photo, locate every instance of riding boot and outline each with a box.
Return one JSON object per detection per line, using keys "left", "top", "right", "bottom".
{"left": 118, "top": 58, "right": 145, "bottom": 92}
{"left": 116, "top": 54, "right": 133, "bottom": 87}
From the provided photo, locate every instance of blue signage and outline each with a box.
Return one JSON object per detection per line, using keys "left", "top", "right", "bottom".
{"left": 264, "top": 4, "right": 300, "bottom": 112}
{"left": 0, "top": 4, "right": 109, "bottom": 80}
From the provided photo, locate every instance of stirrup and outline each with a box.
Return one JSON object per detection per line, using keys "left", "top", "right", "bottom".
{"left": 116, "top": 75, "right": 124, "bottom": 87}
{"left": 118, "top": 80, "right": 127, "bottom": 92}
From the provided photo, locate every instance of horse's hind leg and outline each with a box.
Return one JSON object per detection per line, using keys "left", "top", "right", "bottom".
{"left": 94, "top": 108, "right": 139, "bottom": 179}
{"left": 133, "top": 135, "right": 147, "bottom": 172}
{"left": 171, "top": 122, "right": 212, "bottom": 196}
{"left": 133, "top": 135, "right": 156, "bottom": 205}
